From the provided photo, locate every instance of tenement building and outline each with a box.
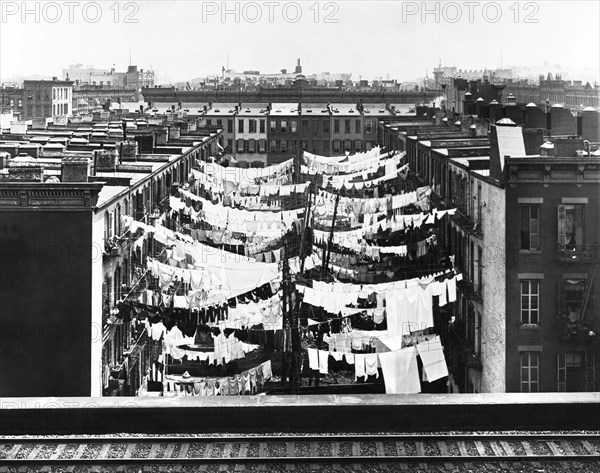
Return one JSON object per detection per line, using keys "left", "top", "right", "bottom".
{"left": 380, "top": 102, "right": 600, "bottom": 393}
{"left": 0, "top": 116, "right": 224, "bottom": 397}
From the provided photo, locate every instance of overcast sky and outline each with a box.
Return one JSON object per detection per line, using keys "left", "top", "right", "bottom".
{"left": 1, "top": 1, "right": 599, "bottom": 84}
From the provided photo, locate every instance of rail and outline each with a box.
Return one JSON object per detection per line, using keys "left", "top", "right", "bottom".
{"left": 2, "top": 433, "right": 599, "bottom": 467}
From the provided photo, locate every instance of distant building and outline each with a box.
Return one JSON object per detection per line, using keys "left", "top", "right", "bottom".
{"left": 21, "top": 78, "right": 73, "bottom": 120}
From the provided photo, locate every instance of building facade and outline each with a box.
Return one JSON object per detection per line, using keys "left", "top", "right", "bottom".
{"left": 22, "top": 79, "right": 74, "bottom": 120}
{"left": 0, "top": 116, "right": 224, "bottom": 397}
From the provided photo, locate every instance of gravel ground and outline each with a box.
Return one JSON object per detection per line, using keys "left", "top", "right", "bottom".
{"left": 529, "top": 441, "right": 552, "bottom": 455}
{"left": 338, "top": 441, "right": 352, "bottom": 456}
{"left": 2, "top": 462, "right": 600, "bottom": 472}
{"left": 269, "top": 441, "right": 286, "bottom": 457}
{"left": 423, "top": 440, "right": 440, "bottom": 455}
{"left": 294, "top": 441, "right": 310, "bottom": 456}
{"left": 508, "top": 440, "right": 526, "bottom": 455}
{"left": 106, "top": 443, "right": 126, "bottom": 458}
{"left": 186, "top": 441, "right": 207, "bottom": 458}
{"left": 360, "top": 441, "right": 377, "bottom": 455}
{"left": 131, "top": 443, "right": 151, "bottom": 458}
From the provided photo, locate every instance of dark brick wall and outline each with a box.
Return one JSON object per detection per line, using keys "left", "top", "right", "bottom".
{"left": 0, "top": 211, "right": 92, "bottom": 396}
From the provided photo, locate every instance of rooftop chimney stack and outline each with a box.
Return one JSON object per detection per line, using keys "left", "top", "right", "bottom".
{"left": 61, "top": 157, "right": 91, "bottom": 182}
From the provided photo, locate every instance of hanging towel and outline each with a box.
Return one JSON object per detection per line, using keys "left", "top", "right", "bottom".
{"left": 416, "top": 337, "right": 449, "bottom": 383}
{"left": 378, "top": 346, "right": 421, "bottom": 394}
{"left": 262, "top": 360, "right": 273, "bottom": 380}
{"left": 365, "top": 353, "right": 379, "bottom": 379}
{"left": 318, "top": 350, "right": 329, "bottom": 374}
{"left": 308, "top": 348, "right": 319, "bottom": 370}
{"left": 354, "top": 354, "right": 366, "bottom": 381}
{"left": 447, "top": 276, "right": 457, "bottom": 303}
{"left": 345, "top": 353, "right": 355, "bottom": 365}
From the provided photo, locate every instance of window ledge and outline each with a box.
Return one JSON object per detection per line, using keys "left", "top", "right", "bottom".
{"left": 520, "top": 324, "right": 541, "bottom": 330}
{"left": 519, "top": 250, "right": 542, "bottom": 255}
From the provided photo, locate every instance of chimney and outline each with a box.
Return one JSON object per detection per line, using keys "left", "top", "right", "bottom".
{"left": 8, "top": 153, "right": 44, "bottom": 182}
{"left": 61, "top": 157, "right": 91, "bottom": 182}
{"left": 119, "top": 140, "right": 139, "bottom": 161}
{"left": 93, "top": 148, "right": 118, "bottom": 171}
{"left": 169, "top": 125, "right": 181, "bottom": 140}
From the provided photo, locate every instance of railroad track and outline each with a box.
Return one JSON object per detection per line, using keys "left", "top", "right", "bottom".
{"left": 2, "top": 433, "right": 600, "bottom": 470}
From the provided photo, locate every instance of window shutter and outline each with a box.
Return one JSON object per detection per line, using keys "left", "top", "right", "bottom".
{"left": 557, "top": 205, "right": 566, "bottom": 245}
{"left": 585, "top": 354, "right": 595, "bottom": 392}
{"left": 557, "top": 353, "right": 566, "bottom": 392}
{"left": 575, "top": 205, "right": 584, "bottom": 245}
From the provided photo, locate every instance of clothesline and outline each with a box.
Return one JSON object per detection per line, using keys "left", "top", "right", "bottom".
{"left": 162, "top": 359, "right": 273, "bottom": 397}
{"left": 302, "top": 151, "right": 398, "bottom": 176}
{"left": 307, "top": 336, "right": 447, "bottom": 393}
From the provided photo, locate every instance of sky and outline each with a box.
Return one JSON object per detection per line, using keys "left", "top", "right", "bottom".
{"left": 1, "top": 0, "right": 599, "bottom": 84}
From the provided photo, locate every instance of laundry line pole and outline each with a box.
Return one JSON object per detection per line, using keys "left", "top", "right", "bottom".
{"left": 322, "top": 190, "right": 341, "bottom": 272}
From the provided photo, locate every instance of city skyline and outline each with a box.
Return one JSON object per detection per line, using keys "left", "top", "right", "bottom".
{"left": 1, "top": 1, "right": 599, "bottom": 84}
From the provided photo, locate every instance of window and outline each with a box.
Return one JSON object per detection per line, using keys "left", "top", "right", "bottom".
{"left": 216, "top": 119, "right": 222, "bottom": 128}
{"left": 477, "top": 246, "right": 483, "bottom": 296}
{"left": 334, "top": 120, "right": 340, "bottom": 133}
{"left": 557, "top": 352, "right": 587, "bottom": 392}
{"left": 344, "top": 140, "right": 351, "bottom": 152}
{"left": 269, "top": 140, "right": 277, "bottom": 152}
{"left": 520, "top": 205, "right": 540, "bottom": 251}
{"left": 248, "top": 139, "right": 256, "bottom": 153}
{"left": 280, "top": 139, "right": 288, "bottom": 153}
{"left": 227, "top": 119, "right": 233, "bottom": 133}
{"left": 238, "top": 120, "right": 244, "bottom": 133}
{"left": 366, "top": 120, "right": 373, "bottom": 133}
{"left": 259, "top": 120, "right": 265, "bottom": 133}
{"left": 355, "top": 140, "right": 362, "bottom": 152}
{"left": 258, "top": 139, "right": 266, "bottom": 153}
{"left": 270, "top": 121, "right": 276, "bottom": 132}
{"left": 355, "top": 120, "right": 361, "bottom": 133}
{"left": 333, "top": 140, "right": 341, "bottom": 153}
{"left": 291, "top": 139, "right": 297, "bottom": 153}
{"left": 312, "top": 139, "right": 318, "bottom": 153}
{"left": 558, "top": 204, "right": 585, "bottom": 247}
{"left": 236, "top": 139, "right": 245, "bottom": 153}
{"left": 559, "top": 279, "right": 586, "bottom": 320}
{"left": 323, "top": 120, "right": 330, "bottom": 133}
{"left": 344, "top": 119, "right": 351, "bottom": 133}
{"left": 302, "top": 119, "right": 308, "bottom": 131}
{"left": 470, "top": 241, "right": 475, "bottom": 284}
{"left": 291, "top": 120, "right": 297, "bottom": 133}
{"left": 521, "top": 280, "right": 540, "bottom": 324}
{"left": 206, "top": 119, "right": 212, "bottom": 126}
{"left": 521, "top": 352, "right": 539, "bottom": 392}
{"left": 249, "top": 119, "right": 256, "bottom": 133}
{"left": 281, "top": 120, "right": 287, "bottom": 132}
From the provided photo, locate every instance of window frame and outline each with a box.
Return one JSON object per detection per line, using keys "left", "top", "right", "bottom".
{"left": 521, "top": 352, "right": 539, "bottom": 393}
{"left": 520, "top": 204, "right": 541, "bottom": 252}
{"left": 520, "top": 279, "right": 540, "bottom": 325}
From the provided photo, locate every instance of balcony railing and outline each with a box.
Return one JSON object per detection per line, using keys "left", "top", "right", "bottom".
{"left": 556, "top": 244, "right": 600, "bottom": 263}
{"left": 556, "top": 312, "right": 597, "bottom": 340}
